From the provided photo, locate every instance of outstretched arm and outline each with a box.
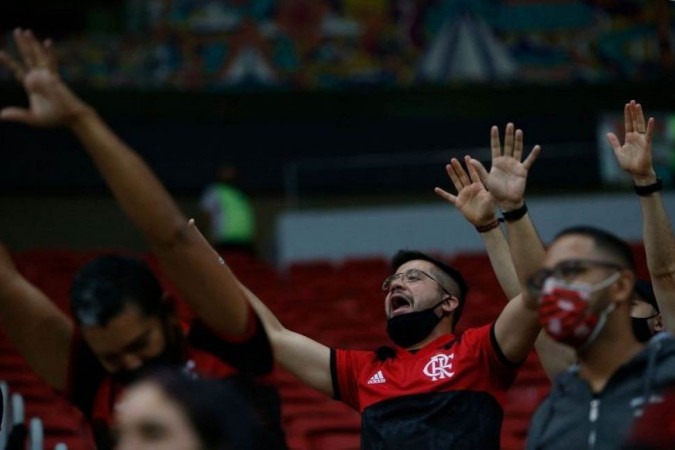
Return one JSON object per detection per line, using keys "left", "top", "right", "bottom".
{"left": 0, "top": 244, "right": 73, "bottom": 390}
{"left": 242, "top": 284, "right": 333, "bottom": 396}
{"left": 607, "top": 100, "right": 675, "bottom": 330}
{"left": 0, "top": 29, "right": 249, "bottom": 336}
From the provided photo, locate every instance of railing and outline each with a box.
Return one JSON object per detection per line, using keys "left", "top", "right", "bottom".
{"left": 282, "top": 141, "right": 598, "bottom": 208}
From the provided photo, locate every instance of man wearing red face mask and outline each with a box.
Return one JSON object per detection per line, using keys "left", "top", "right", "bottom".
{"left": 501, "top": 101, "right": 675, "bottom": 383}
{"left": 525, "top": 225, "right": 675, "bottom": 450}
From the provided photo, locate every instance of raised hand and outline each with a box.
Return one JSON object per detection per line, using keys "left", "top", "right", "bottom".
{"left": 606, "top": 100, "right": 656, "bottom": 183}
{"left": 435, "top": 156, "right": 497, "bottom": 227}
{"left": 0, "top": 28, "right": 90, "bottom": 127}
{"left": 470, "top": 124, "right": 541, "bottom": 211}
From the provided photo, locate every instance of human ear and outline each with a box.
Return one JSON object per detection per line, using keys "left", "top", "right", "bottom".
{"left": 612, "top": 270, "right": 636, "bottom": 303}
{"left": 442, "top": 296, "right": 459, "bottom": 314}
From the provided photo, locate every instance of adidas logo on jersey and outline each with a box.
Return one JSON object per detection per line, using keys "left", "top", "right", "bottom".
{"left": 367, "top": 370, "right": 386, "bottom": 384}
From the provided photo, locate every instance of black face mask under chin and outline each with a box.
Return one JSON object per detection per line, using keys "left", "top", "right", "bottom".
{"left": 631, "top": 316, "right": 655, "bottom": 343}
{"left": 386, "top": 300, "right": 447, "bottom": 348}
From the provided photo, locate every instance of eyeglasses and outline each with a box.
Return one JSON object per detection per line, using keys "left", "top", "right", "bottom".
{"left": 382, "top": 268, "right": 451, "bottom": 295}
{"left": 527, "top": 259, "right": 624, "bottom": 297}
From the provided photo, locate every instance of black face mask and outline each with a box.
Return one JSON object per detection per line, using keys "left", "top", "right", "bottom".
{"left": 631, "top": 316, "right": 656, "bottom": 343}
{"left": 386, "top": 300, "right": 447, "bottom": 348}
{"left": 111, "top": 324, "right": 185, "bottom": 386}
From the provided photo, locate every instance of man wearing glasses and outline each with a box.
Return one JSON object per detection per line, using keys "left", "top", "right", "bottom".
{"left": 524, "top": 225, "right": 675, "bottom": 449}
{"left": 247, "top": 126, "right": 544, "bottom": 449}
{"left": 248, "top": 245, "right": 540, "bottom": 449}
{"left": 523, "top": 102, "right": 675, "bottom": 449}
{"left": 0, "top": 27, "right": 542, "bottom": 449}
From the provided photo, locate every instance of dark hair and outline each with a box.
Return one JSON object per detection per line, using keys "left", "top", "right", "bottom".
{"left": 135, "top": 370, "right": 263, "bottom": 450}
{"left": 70, "top": 255, "right": 165, "bottom": 327}
{"left": 635, "top": 279, "right": 659, "bottom": 312}
{"left": 553, "top": 226, "right": 636, "bottom": 270}
{"left": 390, "top": 250, "right": 469, "bottom": 327}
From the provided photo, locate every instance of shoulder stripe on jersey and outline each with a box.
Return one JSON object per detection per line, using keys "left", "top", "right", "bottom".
{"left": 490, "top": 323, "right": 524, "bottom": 368}
{"left": 330, "top": 348, "right": 341, "bottom": 400}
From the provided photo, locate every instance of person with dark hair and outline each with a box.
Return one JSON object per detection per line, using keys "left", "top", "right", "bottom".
{"left": 243, "top": 125, "right": 543, "bottom": 449}
{"left": 631, "top": 279, "right": 665, "bottom": 343}
{"left": 114, "top": 369, "right": 264, "bottom": 450}
{"left": 525, "top": 224, "right": 675, "bottom": 450}
{"left": 518, "top": 102, "right": 673, "bottom": 384}
{"left": 0, "top": 29, "right": 284, "bottom": 449}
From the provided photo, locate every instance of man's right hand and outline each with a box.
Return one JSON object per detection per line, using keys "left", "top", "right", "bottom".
{"left": 0, "top": 28, "right": 91, "bottom": 128}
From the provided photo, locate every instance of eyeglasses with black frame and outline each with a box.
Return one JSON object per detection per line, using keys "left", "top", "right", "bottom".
{"left": 382, "top": 268, "right": 451, "bottom": 296}
{"left": 526, "top": 259, "right": 625, "bottom": 298}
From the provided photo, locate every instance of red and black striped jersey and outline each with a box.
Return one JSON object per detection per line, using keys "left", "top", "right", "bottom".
{"left": 332, "top": 323, "right": 519, "bottom": 449}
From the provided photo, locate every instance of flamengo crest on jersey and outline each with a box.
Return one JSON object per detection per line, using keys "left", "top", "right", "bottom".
{"left": 367, "top": 370, "right": 387, "bottom": 384}
{"left": 424, "top": 353, "right": 455, "bottom": 381}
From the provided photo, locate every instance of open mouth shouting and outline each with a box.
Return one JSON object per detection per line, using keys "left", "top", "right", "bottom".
{"left": 389, "top": 293, "right": 413, "bottom": 317}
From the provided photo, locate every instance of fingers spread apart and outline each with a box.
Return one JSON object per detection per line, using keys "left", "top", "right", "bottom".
{"left": 0, "top": 28, "right": 55, "bottom": 81}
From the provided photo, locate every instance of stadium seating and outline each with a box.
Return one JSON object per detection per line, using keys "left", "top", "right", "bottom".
{"left": 5, "top": 245, "right": 652, "bottom": 449}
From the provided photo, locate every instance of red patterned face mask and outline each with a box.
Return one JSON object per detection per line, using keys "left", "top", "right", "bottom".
{"left": 538, "top": 272, "right": 620, "bottom": 350}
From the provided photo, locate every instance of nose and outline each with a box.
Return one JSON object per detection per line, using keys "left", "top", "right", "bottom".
{"left": 120, "top": 353, "right": 143, "bottom": 371}
{"left": 389, "top": 275, "right": 406, "bottom": 291}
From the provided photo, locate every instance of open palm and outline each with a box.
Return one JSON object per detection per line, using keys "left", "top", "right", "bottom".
{"left": 471, "top": 124, "right": 540, "bottom": 211}
{"left": 483, "top": 156, "right": 529, "bottom": 207}
{"left": 607, "top": 101, "right": 655, "bottom": 179}
{"left": 0, "top": 29, "right": 88, "bottom": 127}
{"left": 435, "top": 156, "right": 496, "bottom": 226}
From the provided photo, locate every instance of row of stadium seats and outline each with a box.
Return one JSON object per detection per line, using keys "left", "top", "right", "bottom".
{"left": 0, "top": 247, "right": 587, "bottom": 449}
{"left": 0, "top": 381, "right": 71, "bottom": 450}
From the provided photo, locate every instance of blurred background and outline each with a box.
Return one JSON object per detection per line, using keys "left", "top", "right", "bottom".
{"left": 0, "top": 0, "right": 674, "bottom": 259}
{"left": 1, "top": 2, "right": 674, "bottom": 449}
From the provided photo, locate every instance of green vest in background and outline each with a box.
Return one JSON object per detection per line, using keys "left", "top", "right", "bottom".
{"left": 201, "top": 183, "right": 255, "bottom": 244}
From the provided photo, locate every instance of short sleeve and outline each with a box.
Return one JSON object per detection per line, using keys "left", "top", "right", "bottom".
{"left": 188, "top": 308, "right": 274, "bottom": 376}
{"left": 331, "top": 347, "right": 372, "bottom": 411}
{"left": 461, "top": 323, "right": 520, "bottom": 390}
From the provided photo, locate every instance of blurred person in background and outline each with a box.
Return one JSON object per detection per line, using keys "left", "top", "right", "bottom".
{"left": 114, "top": 369, "right": 264, "bottom": 450}
{"left": 0, "top": 29, "right": 285, "bottom": 449}
{"left": 502, "top": 101, "right": 674, "bottom": 384}
{"left": 524, "top": 225, "right": 675, "bottom": 450}
{"left": 631, "top": 279, "right": 665, "bottom": 342}
{"left": 621, "top": 388, "right": 675, "bottom": 450}
{"left": 199, "top": 163, "right": 256, "bottom": 255}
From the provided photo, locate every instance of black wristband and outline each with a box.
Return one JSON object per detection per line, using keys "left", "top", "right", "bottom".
{"left": 502, "top": 203, "right": 528, "bottom": 222}
{"left": 634, "top": 178, "right": 663, "bottom": 196}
